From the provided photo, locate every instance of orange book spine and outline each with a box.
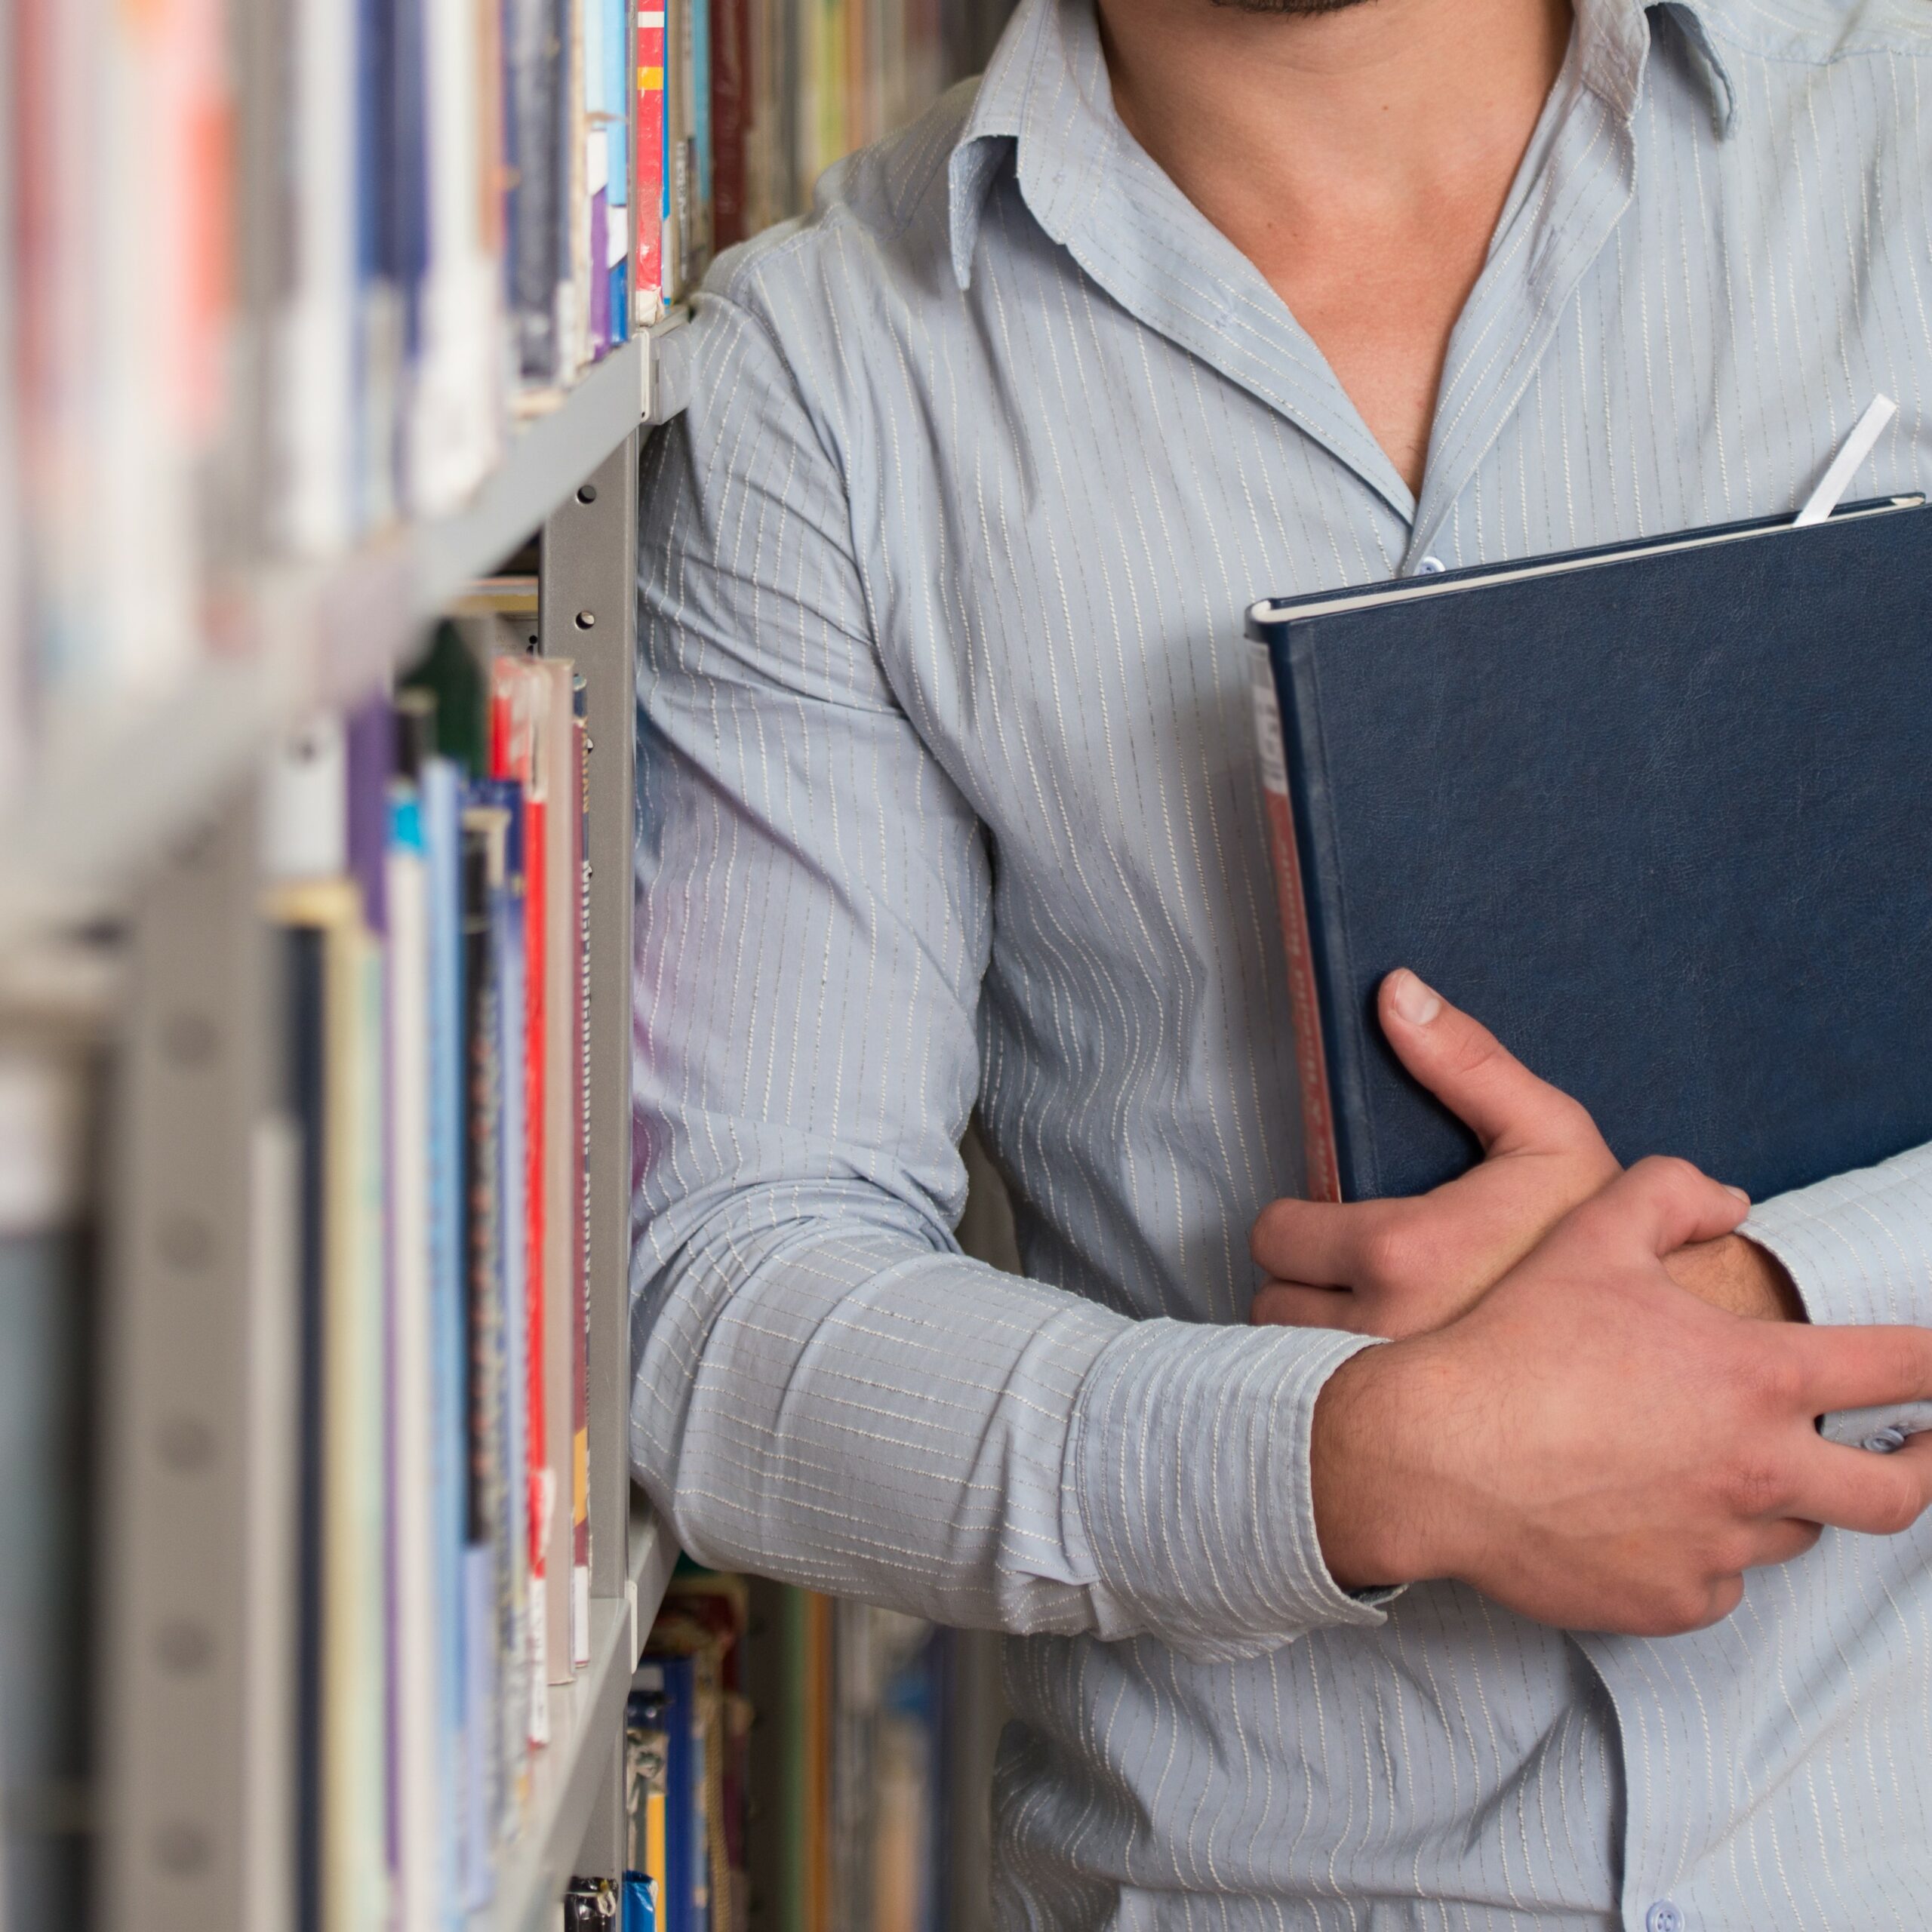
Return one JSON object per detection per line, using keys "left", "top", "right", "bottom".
{"left": 1251, "top": 656, "right": 1343, "bottom": 1204}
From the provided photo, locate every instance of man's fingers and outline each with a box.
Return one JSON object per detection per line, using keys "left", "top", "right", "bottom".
{"left": 1378, "top": 968, "right": 1609, "bottom": 1160}
{"left": 1787, "top": 1432, "right": 1932, "bottom": 1538}
{"left": 1250, "top": 1281, "right": 1370, "bottom": 1331}
{"left": 1577, "top": 1154, "right": 1749, "bottom": 1260}
{"left": 1790, "top": 1324, "right": 1932, "bottom": 1418}
{"left": 1250, "top": 1195, "right": 1399, "bottom": 1288}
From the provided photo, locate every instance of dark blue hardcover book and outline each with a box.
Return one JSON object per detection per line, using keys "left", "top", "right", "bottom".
{"left": 1248, "top": 494, "right": 1932, "bottom": 1206}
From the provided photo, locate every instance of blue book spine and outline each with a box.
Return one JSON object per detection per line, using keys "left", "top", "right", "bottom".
{"left": 691, "top": 0, "right": 710, "bottom": 214}
{"left": 622, "top": 1873, "right": 658, "bottom": 1932}
{"left": 420, "top": 757, "right": 468, "bottom": 1927}
{"left": 495, "top": 782, "right": 531, "bottom": 1792}
{"left": 648, "top": 1654, "right": 704, "bottom": 1932}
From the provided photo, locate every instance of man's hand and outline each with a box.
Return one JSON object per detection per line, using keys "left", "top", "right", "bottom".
{"left": 1249, "top": 968, "right": 1804, "bottom": 1337}
{"left": 1250, "top": 969, "right": 1622, "bottom": 1338}
{"left": 1311, "top": 1157, "right": 1932, "bottom": 1632}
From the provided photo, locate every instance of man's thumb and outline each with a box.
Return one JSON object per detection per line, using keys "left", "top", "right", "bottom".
{"left": 1378, "top": 969, "right": 1604, "bottom": 1159}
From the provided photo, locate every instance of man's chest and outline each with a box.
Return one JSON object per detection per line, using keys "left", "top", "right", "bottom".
{"left": 864, "top": 231, "right": 1930, "bottom": 880}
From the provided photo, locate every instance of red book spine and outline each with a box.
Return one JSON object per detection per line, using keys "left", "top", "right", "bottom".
{"left": 490, "top": 669, "right": 549, "bottom": 1591}
{"left": 571, "top": 694, "right": 592, "bottom": 1665}
{"left": 636, "top": 9, "right": 666, "bottom": 318}
{"left": 522, "top": 791, "right": 547, "bottom": 1581}
{"left": 1251, "top": 657, "right": 1343, "bottom": 1204}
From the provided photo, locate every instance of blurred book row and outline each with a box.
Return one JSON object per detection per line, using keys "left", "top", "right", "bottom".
{"left": 1, "top": 0, "right": 1007, "bottom": 816}
{"left": 264, "top": 597, "right": 612, "bottom": 1931}
{"left": 584, "top": 1574, "right": 991, "bottom": 1932}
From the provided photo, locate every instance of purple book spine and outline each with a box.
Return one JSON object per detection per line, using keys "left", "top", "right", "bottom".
{"left": 345, "top": 694, "right": 395, "bottom": 934}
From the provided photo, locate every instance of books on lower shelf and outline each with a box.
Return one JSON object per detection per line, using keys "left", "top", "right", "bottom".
{"left": 262, "top": 611, "right": 599, "bottom": 1930}
{"left": 620, "top": 1574, "right": 963, "bottom": 1932}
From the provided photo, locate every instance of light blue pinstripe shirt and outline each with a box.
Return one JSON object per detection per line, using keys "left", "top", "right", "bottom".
{"left": 629, "top": 1, "right": 1932, "bottom": 1922}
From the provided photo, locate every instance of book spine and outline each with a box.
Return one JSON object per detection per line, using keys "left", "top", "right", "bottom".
{"left": 385, "top": 791, "right": 443, "bottom": 1932}
{"left": 635, "top": 8, "right": 666, "bottom": 325}
{"left": 604, "top": 0, "right": 629, "bottom": 344}
{"left": 710, "top": 0, "right": 746, "bottom": 252}
{"left": 493, "top": 782, "right": 535, "bottom": 1788}
{"left": 540, "top": 661, "right": 576, "bottom": 1686}
{"left": 458, "top": 815, "right": 503, "bottom": 1905}
{"left": 420, "top": 756, "right": 469, "bottom": 1918}
{"left": 1249, "top": 646, "right": 1342, "bottom": 1204}
{"left": 571, "top": 678, "right": 592, "bottom": 1668}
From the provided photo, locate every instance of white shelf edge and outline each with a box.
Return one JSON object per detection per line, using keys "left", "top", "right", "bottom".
{"left": 0, "top": 312, "right": 692, "bottom": 965}
{"left": 479, "top": 1500, "right": 678, "bottom": 1932}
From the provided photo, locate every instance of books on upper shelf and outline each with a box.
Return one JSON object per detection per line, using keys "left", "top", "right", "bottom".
{"left": 632, "top": 0, "right": 1009, "bottom": 319}
{"left": 261, "top": 613, "right": 599, "bottom": 1931}
{"left": 4, "top": 0, "right": 635, "bottom": 813}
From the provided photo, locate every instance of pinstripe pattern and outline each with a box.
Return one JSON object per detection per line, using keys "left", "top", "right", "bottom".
{"left": 629, "top": 1, "right": 1932, "bottom": 1921}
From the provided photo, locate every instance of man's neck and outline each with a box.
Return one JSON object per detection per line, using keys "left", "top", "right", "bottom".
{"left": 1096, "top": 0, "right": 1574, "bottom": 497}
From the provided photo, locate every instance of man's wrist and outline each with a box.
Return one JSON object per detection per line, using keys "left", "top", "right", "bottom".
{"left": 1663, "top": 1232, "right": 1804, "bottom": 1322}
{"left": 1309, "top": 1341, "right": 1438, "bottom": 1593}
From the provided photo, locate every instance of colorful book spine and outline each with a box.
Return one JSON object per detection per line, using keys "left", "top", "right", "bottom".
{"left": 386, "top": 786, "right": 443, "bottom": 1932}
{"left": 458, "top": 814, "right": 503, "bottom": 1907}
{"left": 420, "top": 752, "right": 469, "bottom": 1926}
{"left": 571, "top": 678, "right": 592, "bottom": 1666}
{"left": 635, "top": 7, "right": 666, "bottom": 324}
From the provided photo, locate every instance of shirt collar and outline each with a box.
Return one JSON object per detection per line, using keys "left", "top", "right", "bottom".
{"left": 945, "top": 0, "right": 1739, "bottom": 293}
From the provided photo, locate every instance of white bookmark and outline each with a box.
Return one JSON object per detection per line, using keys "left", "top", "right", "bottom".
{"left": 1793, "top": 393, "right": 1898, "bottom": 525}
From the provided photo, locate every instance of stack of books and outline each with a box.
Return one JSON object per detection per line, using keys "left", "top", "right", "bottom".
{"left": 263, "top": 616, "right": 598, "bottom": 1930}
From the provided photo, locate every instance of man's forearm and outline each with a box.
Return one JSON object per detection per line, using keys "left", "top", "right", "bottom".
{"left": 630, "top": 1187, "right": 1394, "bottom": 1660}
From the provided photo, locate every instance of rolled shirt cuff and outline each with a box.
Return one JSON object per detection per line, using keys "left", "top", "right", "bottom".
{"left": 1066, "top": 1317, "right": 1398, "bottom": 1663}
{"left": 1744, "top": 1142, "right": 1932, "bottom": 1450}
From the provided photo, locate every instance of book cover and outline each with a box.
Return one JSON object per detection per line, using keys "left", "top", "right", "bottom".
{"left": 1247, "top": 495, "right": 1932, "bottom": 1205}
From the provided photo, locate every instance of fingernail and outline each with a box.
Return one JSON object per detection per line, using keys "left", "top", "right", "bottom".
{"left": 1388, "top": 969, "right": 1442, "bottom": 1027}
{"left": 1726, "top": 1186, "right": 1750, "bottom": 1207}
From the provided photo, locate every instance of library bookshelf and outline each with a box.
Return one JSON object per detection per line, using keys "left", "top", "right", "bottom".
{"left": 82, "top": 316, "right": 690, "bottom": 1932}
{"left": 4, "top": 0, "right": 1021, "bottom": 1923}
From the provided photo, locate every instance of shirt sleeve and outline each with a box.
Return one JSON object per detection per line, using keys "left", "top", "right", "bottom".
{"left": 627, "top": 286, "right": 1389, "bottom": 1663}
{"left": 1744, "top": 1143, "right": 1932, "bottom": 1448}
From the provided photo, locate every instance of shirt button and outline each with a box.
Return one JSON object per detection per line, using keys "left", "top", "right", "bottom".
{"left": 1416, "top": 555, "right": 1448, "bottom": 574}
{"left": 1645, "top": 1903, "right": 1684, "bottom": 1932}
{"left": 1861, "top": 1427, "right": 1908, "bottom": 1454}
